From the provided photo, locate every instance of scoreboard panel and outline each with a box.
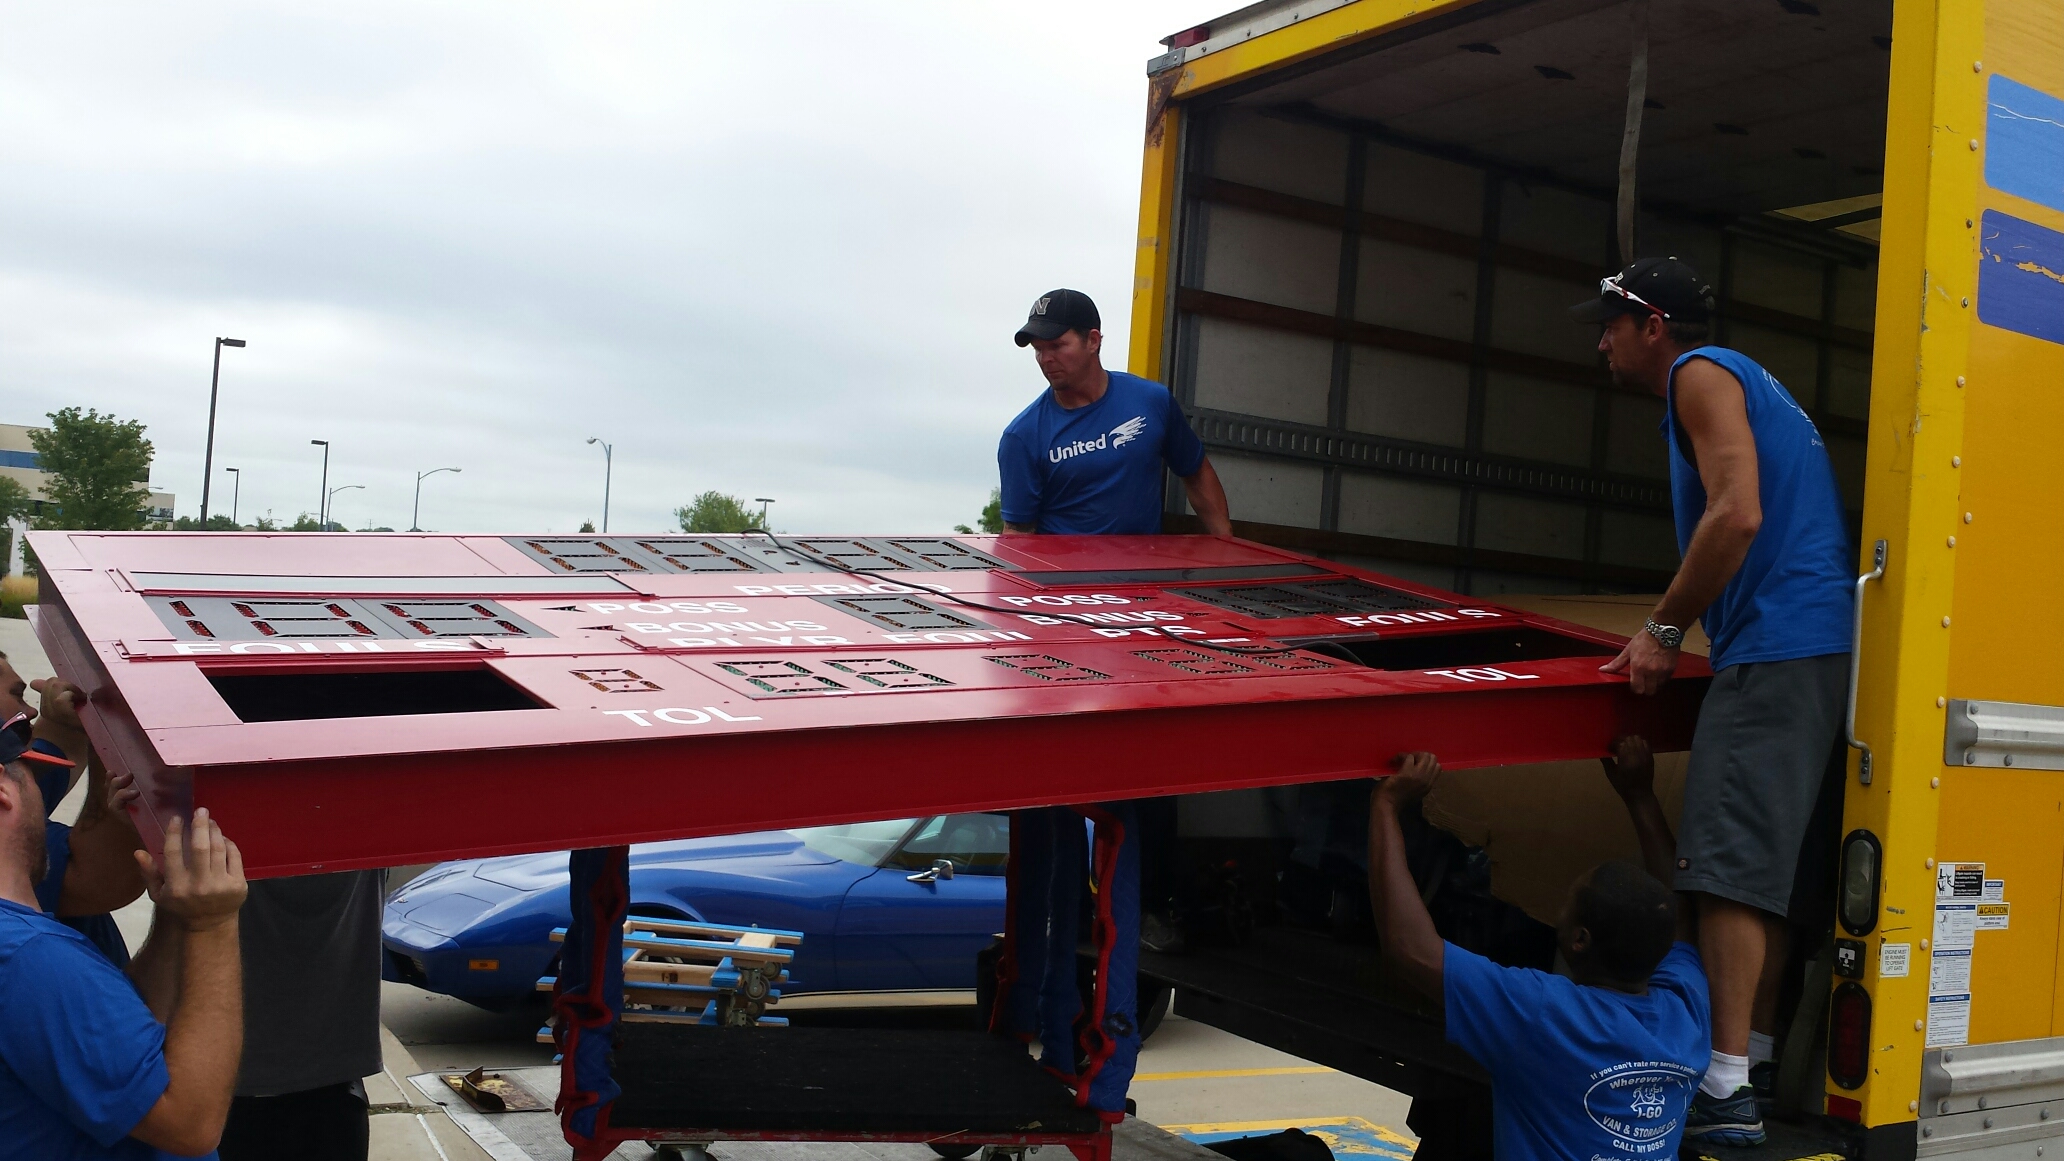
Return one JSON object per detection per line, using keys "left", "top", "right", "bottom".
{"left": 26, "top": 531, "right": 1708, "bottom": 877}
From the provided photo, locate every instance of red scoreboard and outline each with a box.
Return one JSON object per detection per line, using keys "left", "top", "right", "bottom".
{"left": 27, "top": 531, "right": 1706, "bottom": 878}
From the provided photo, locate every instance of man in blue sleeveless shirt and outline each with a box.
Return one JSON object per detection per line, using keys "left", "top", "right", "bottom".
{"left": 1572, "top": 259, "right": 1852, "bottom": 1145}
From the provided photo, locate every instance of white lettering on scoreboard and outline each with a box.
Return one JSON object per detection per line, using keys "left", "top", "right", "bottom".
{"left": 1334, "top": 608, "right": 1503, "bottom": 628}
{"left": 170, "top": 640, "right": 480, "bottom": 655}
{"left": 602, "top": 706, "right": 764, "bottom": 728}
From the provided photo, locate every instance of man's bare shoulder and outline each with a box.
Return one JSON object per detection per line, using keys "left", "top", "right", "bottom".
{"left": 1673, "top": 354, "right": 1744, "bottom": 396}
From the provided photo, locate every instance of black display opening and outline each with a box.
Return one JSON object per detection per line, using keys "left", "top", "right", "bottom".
{"left": 208, "top": 667, "right": 545, "bottom": 723}
{"left": 1286, "top": 627, "right": 1617, "bottom": 672}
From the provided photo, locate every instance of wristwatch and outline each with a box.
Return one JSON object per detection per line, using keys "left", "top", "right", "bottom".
{"left": 1643, "top": 619, "right": 1685, "bottom": 649}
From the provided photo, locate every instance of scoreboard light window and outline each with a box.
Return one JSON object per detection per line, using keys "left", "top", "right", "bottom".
{"left": 819, "top": 595, "right": 983, "bottom": 633}
{"left": 146, "top": 595, "right": 551, "bottom": 643}
{"left": 631, "top": 539, "right": 765, "bottom": 573}
{"left": 521, "top": 538, "right": 653, "bottom": 573}
{"left": 1168, "top": 580, "right": 1444, "bottom": 620}
{"left": 711, "top": 657, "right": 954, "bottom": 697}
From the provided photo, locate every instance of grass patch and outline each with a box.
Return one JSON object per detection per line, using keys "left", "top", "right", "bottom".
{"left": 1, "top": 576, "right": 35, "bottom": 619}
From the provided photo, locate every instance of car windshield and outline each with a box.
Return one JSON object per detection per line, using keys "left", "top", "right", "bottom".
{"left": 788, "top": 818, "right": 920, "bottom": 866}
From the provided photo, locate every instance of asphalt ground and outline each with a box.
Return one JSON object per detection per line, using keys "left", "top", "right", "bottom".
{"left": 1, "top": 614, "right": 1417, "bottom": 1157}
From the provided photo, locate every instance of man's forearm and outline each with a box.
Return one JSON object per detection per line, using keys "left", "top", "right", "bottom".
{"left": 1367, "top": 798, "right": 1444, "bottom": 999}
{"left": 1181, "top": 461, "right": 1232, "bottom": 537}
{"left": 59, "top": 760, "right": 145, "bottom": 915}
{"left": 126, "top": 907, "right": 185, "bottom": 1022}
{"left": 1621, "top": 791, "right": 1678, "bottom": 887}
{"left": 1652, "top": 504, "right": 1757, "bottom": 627}
{"left": 132, "top": 921, "right": 242, "bottom": 1154}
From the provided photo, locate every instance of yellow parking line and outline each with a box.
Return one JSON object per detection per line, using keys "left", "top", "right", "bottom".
{"left": 1133, "top": 1066, "right": 1338, "bottom": 1081}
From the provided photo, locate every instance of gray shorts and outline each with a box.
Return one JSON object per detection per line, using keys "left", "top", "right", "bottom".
{"left": 1673, "top": 652, "right": 1850, "bottom": 916}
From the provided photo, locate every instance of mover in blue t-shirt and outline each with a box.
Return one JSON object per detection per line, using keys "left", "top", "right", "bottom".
{"left": 1369, "top": 739, "right": 1711, "bottom": 1161}
{"left": 990, "top": 290, "right": 1230, "bottom": 1117}
{"left": 997, "top": 288, "right": 1231, "bottom": 536}
{"left": 1574, "top": 259, "right": 1852, "bottom": 1144}
{"left": 0, "top": 654, "right": 148, "bottom": 967}
{"left": 0, "top": 715, "right": 250, "bottom": 1160}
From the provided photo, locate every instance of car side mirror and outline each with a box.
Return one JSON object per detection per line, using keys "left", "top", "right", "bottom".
{"left": 906, "top": 858, "right": 956, "bottom": 884}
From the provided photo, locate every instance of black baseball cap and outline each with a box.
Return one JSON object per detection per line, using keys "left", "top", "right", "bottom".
{"left": 1014, "top": 289, "right": 1101, "bottom": 346}
{"left": 1569, "top": 257, "right": 1714, "bottom": 324}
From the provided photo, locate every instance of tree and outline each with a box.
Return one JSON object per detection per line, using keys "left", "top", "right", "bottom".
{"left": 0, "top": 477, "right": 31, "bottom": 578}
{"left": 955, "top": 487, "right": 1004, "bottom": 535}
{"left": 288, "top": 512, "right": 323, "bottom": 531}
{"left": 27, "top": 408, "right": 154, "bottom": 531}
{"left": 676, "top": 491, "right": 757, "bottom": 534}
{"left": 172, "top": 514, "right": 241, "bottom": 531}
{"left": 0, "top": 477, "right": 33, "bottom": 526}
{"left": 579, "top": 520, "right": 597, "bottom": 533}
{"left": 251, "top": 513, "right": 278, "bottom": 531}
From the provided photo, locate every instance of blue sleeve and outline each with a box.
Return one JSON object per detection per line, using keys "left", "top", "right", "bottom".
{"left": 1442, "top": 942, "right": 1551, "bottom": 1075}
{"left": 0, "top": 932, "right": 169, "bottom": 1146}
{"left": 1649, "top": 942, "right": 1713, "bottom": 1039}
{"left": 34, "top": 821, "right": 71, "bottom": 913}
{"left": 998, "top": 429, "right": 1042, "bottom": 528}
{"left": 1161, "top": 388, "right": 1205, "bottom": 478}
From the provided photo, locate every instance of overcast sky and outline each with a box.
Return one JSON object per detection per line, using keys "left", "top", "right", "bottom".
{"left": 0, "top": 2, "right": 1225, "bottom": 534}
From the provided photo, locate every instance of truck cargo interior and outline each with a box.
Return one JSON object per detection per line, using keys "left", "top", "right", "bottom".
{"left": 1148, "top": 0, "right": 1895, "bottom": 1143}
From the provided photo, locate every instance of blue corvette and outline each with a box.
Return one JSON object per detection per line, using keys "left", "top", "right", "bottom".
{"left": 383, "top": 814, "right": 1013, "bottom": 1010}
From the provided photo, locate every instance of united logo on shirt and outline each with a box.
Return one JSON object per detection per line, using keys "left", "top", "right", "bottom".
{"left": 1048, "top": 416, "right": 1148, "bottom": 464}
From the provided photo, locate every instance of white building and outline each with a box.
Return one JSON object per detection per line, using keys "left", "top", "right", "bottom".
{"left": 2, "top": 422, "right": 175, "bottom": 574}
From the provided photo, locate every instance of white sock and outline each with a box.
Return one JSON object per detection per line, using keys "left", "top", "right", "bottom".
{"left": 1702, "top": 1051, "right": 1750, "bottom": 1098}
{"left": 1748, "top": 1031, "right": 1776, "bottom": 1066}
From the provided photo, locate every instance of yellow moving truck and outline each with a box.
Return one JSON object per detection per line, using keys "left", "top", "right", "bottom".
{"left": 1124, "top": 1, "right": 2064, "bottom": 1157}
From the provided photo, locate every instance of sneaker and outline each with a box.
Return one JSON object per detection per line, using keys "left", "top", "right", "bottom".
{"left": 1140, "top": 911, "right": 1187, "bottom": 955}
{"left": 1686, "top": 1086, "right": 1766, "bottom": 1147}
{"left": 1749, "top": 1061, "right": 1778, "bottom": 1117}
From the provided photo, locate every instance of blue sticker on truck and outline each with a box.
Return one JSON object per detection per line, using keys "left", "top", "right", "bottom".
{"left": 1977, "top": 210, "right": 2064, "bottom": 345}
{"left": 1987, "top": 75, "right": 2064, "bottom": 213}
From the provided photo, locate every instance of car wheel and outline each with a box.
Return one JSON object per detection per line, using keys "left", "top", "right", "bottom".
{"left": 1137, "top": 978, "right": 1173, "bottom": 1042}
{"left": 929, "top": 1145, "right": 981, "bottom": 1159}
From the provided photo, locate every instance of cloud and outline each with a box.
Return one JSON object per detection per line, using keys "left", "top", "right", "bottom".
{"left": 0, "top": 0, "right": 1224, "bottom": 533}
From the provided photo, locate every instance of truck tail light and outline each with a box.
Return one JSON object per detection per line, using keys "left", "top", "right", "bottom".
{"left": 1838, "top": 829, "right": 1882, "bottom": 936}
{"left": 1829, "top": 981, "right": 1872, "bottom": 1089}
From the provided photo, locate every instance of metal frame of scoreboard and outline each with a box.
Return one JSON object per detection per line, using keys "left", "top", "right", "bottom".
{"left": 27, "top": 529, "right": 1707, "bottom": 878}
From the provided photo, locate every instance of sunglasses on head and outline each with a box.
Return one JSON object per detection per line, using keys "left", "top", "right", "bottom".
{"left": 1599, "top": 273, "right": 1671, "bottom": 319}
{"left": 1, "top": 713, "right": 29, "bottom": 744}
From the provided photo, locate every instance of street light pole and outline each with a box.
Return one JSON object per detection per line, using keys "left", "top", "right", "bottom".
{"left": 586, "top": 438, "right": 613, "bottom": 533}
{"left": 199, "top": 337, "right": 246, "bottom": 524}
{"left": 310, "top": 440, "right": 329, "bottom": 528}
{"left": 224, "top": 467, "right": 241, "bottom": 526}
{"left": 755, "top": 497, "right": 775, "bottom": 530}
{"left": 412, "top": 467, "right": 461, "bottom": 532}
{"left": 328, "top": 484, "right": 364, "bottom": 531}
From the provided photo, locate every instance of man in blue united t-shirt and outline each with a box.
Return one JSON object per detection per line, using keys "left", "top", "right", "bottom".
{"left": 997, "top": 288, "right": 1230, "bottom": 536}
{"left": 1573, "top": 258, "right": 1854, "bottom": 1144}
{"left": 990, "top": 289, "right": 1228, "bottom": 1117}
{"left": 1369, "top": 738, "right": 1710, "bottom": 1161}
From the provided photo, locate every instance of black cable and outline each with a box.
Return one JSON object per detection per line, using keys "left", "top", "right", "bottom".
{"left": 739, "top": 530, "right": 1322, "bottom": 660}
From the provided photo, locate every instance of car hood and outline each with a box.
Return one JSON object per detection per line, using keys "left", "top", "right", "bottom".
{"left": 466, "top": 830, "right": 837, "bottom": 890}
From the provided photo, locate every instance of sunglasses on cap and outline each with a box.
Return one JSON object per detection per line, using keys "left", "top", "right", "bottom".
{"left": 1599, "top": 272, "right": 1672, "bottom": 319}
